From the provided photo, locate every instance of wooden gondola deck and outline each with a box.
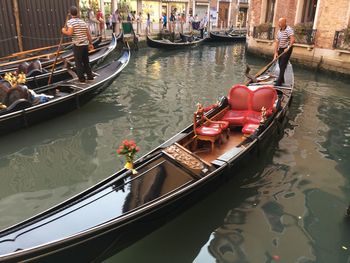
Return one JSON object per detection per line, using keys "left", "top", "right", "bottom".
{"left": 191, "top": 130, "right": 244, "bottom": 163}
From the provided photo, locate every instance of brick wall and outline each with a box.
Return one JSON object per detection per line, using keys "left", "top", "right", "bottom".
{"left": 315, "top": 0, "right": 350, "bottom": 49}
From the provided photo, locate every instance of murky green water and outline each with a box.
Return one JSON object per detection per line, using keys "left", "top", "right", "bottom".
{"left": 0, "top": 43, "right": 349, "bottom": 263}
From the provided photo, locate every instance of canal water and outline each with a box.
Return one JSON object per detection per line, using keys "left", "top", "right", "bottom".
{"left": 0, "top": 43, "right": 349, "bottom": 263}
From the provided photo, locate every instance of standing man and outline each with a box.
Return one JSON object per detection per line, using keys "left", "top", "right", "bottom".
{"left": 274, "top": 17, "right": 295, "bottom": 86}
{"left": 62, "top": 6, "right": 94, "bottom": 83}
{"left": 199, "top": 12, "right": 208, "bottom": 38}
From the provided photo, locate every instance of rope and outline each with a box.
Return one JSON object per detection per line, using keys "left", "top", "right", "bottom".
{"left": 21, "top": 35, "right": 70, "bottom": 41}
{"left": 0, "top": 36, "right": 17, "bottom": 43}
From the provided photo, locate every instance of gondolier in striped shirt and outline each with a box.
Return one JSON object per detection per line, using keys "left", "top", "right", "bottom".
{"left": 62, "top": 6, "right": 94, "bottom": 83}
{"left": 274, "top": 17, "right": 295, "bottom": 86}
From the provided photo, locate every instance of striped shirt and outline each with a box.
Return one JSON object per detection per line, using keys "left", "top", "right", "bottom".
{"left": 276, "top": 26, "right": 294, "bottom": 48}
{"left": 66, "top": 18, "right": 89, "bottom": 46}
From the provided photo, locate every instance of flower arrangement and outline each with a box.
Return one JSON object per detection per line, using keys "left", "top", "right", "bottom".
{"left": 4, "top": 72, "right": 27, "bottom": 87}
{"left": 117, "top": 139, "right": 140, "bottom": 174}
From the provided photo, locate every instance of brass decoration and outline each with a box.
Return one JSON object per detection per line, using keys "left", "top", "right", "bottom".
{"left": 260, "top": 106, "right": 267, "bottom": 123}
{"left": 164, "top": 144, "right": 204, "bottom": 170}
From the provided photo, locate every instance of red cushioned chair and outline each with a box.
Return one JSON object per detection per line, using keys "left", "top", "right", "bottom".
{"left": 222, "top": 84, "right": 251, "bottom": 126}
{"left": 193, "top": 108, "right": 229, "bottom": 152}
{"left": 245, "top": 86, "right": 277, "bottom": 124}
{"left": 242, "top": 86, "right": 277, "bottom": 135}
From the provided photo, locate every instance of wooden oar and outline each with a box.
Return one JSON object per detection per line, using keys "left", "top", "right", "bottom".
{"left": 0, "top": 36, "right": 99, "bottom": 63}
{"left": 0, "top": 41, "right": 74, "bottom": 62}
{"left": 0, "top": 50, "right": 67, "bottom": 67}
{"left": 48, "top": 14, "right": 70, "bottom": 85}
{"left": 245, "top": 49, "right": 289, "bottom": 85}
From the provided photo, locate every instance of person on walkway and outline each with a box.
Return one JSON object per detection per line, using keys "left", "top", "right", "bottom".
{"left": 199, "top": 12, "right": 208, "bottom": 38}
{"left": 96, "top": 9, "right": 104, "bottom": 37}
{"left": 274, "top": 17, "right": 295, "bottom": 86}
{"left": 170, "top": 12, "right": 176, "bottom": 33}
{"left": 162, "top": 13, "right": 167, "bottom": 30}
{"left": 62, "top": 6, "right": 94, "bottom": 83}
{"left": 146, "top": 13, "right": 151, "bottom": 34}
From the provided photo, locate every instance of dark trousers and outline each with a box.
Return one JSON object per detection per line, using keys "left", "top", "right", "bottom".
{"left": 73, "top": 45, "right": 92, "bottom": 81}
{"left": 276, "top": 47, "right": 293, "bottom": 85}
{"left": 200, "top": 28, "right": 204, "bottom": 38}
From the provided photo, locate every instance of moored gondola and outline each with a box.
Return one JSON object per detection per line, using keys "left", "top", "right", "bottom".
{"left": 0, "top": 58, "right": 293, "bottom": 262}
{"left": 208, "top": 31, "right": 246, "bottom": 42}
{"left": 0, "top": 44, "right": 130, "bottom": 135}
{"left": 21, "top": 33, "right": 118, "bottom": 90}
{"left": 0, "top": 37, "right": 103, "bottom": 75}
{"left": 146, "top": 35, "right": 205, "bottom": 49}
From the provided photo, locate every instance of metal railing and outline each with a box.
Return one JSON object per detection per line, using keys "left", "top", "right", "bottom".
{"left": 253, "top": 26, "right": 275, "bottom": 40}
{"left": 294, "top": 29, "right": 317, "bottom": 45}
{"left": 333, "top": 30, "right": 350, "bottom": 51}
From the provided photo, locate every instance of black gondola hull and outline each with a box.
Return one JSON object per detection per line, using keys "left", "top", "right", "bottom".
{"left": 208, "top": 32, "right": 246, "bottom": 42}
{"left": 0, "top": 47, "right": 130, "bottom": 135}
{"left": 0, "top": 62, "right": 293, "bottom": 262}
{"left": 146, "top": 36, "right": 205, "bottom": 49}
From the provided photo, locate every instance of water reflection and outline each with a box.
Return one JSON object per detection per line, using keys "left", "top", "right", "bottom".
{"left": 0, "top": 43, "right": 349, "bottom": 263}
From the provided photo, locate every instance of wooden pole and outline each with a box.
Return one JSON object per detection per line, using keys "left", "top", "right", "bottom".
{"left": 48, "top": 14, "right": 69, "bottom": 85}
{"left": 12, "top": 0, "right": 24, "bottom": 54}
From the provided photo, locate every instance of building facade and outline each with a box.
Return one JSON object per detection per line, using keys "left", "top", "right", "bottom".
{"left": 247, "top": 0, "right": 350, "bottom": 75}
{"left": 97, "top": 0, "right": 248, "bottom": 28}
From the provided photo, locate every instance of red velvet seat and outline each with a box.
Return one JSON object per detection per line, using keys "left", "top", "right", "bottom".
{"left": 220, "top": 84, "right": 278, "bottom": 135}
{"left": 250, "top": 86, "right": 277, "bottom": 116}
{"left": 195, "top": 126, "right": 221, "bottom": 136}
{"left": 193, "top": 108, "right": 229, "bottom": 152}
{"left": 242, "top": 123, "right": 260, "bottom": 135}
{"left": 222, "top": 84, "right": 251, "bottom": 126}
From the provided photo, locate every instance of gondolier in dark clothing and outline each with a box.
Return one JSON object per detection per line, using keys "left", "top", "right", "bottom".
{"left": 62, "top": 6, "right": 94, "bottom": 83}
{"left": 274, "top": 17, "right": 295, "bottom": 86}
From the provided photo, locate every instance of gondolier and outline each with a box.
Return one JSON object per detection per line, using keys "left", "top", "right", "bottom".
{"left": 274, "top": 17, "right": 295, "bottom": 86}
{"left": 62, "top": 6, "right": 94, "bottom": 83}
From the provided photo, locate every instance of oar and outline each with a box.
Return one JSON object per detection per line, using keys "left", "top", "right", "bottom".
{"left": 0, "top": 41, "right": 75, "bottom": 62}
{"left": 245, "top": 49, "right": 289, "bottom": 85}
{"left": 0, "top": 50, "right": 67, "bottom": 67}
{"left": 48, "top": 14, "right": 69, "bottom": 85}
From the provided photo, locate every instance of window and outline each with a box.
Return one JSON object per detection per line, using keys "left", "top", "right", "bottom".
{"left": 301, "top": 0, "right": 318, "bottom": 23}
{"left": 265, "top": 0, "right": 276, "bottom": 23}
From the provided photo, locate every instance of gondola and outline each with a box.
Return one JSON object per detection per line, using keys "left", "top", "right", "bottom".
{"left": 146, "top": 35, "right": 205, "bottom": 49}
{"left": 0, "top": 58, "right": 293, "bottom": 262}
{"left": 0, "top": 37, "right": 103, "bottom": 75}
{"left": 208, "top": 31, "right": 246, "bottom": 42}
{"left": 22, "top": 33, "right": 118, "bottom": 90}
{"left": 0, "top": 44, "right": 130, "bottom": 136}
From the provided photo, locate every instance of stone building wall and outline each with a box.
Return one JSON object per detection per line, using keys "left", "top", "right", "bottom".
{"left": 247, "top": 0, "right": 350, "bottom": 77}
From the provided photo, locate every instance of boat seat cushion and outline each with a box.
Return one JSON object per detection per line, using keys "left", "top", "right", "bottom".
{"left": 245, "top": 111, "right": 262, "bottom": 124}
{"left": 250, "top": 86, "right": 277, "bottom": 114}
{"left": 195, "top": 126, "right": 222, "bottom": 136}
{"left": 207, "top": 121, "right": 229, "bottom": 130}
{"left": 228, "top": 84, "right": 251, "bottom": 111}
{"left": 222, "top": 110, "right": 246, "bottom": 126}
{"left": 242, "top": 123, "right": 260, "bottom": 135}
{"left": 221, "top": 84, "right": 277, "bottom": 127}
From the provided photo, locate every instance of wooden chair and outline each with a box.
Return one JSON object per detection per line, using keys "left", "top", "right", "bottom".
{"left": 193, "top": 105, "right": 229, "bottom": 152}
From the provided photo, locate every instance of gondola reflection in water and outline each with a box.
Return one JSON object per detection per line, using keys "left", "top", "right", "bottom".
{"left": 0, "top": 59, "right": 294, "bottom": 262}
